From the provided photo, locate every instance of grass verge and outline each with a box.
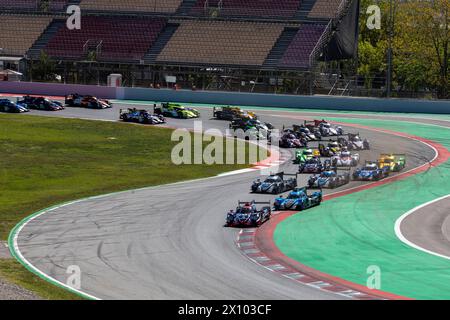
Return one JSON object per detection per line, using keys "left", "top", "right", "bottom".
{"left": 0, "top": 114, "right": 266, "bottom": 299}
{"left": 0, "top": 259, "right": 83, "bottom": 300}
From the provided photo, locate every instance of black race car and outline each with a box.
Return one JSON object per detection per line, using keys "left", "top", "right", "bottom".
{"left": 18, "top": 96, "right": 64, "bottom": 111}
{"left": 279, "top": 131, "right": 308, "bottom": 148}
{"left": 251, "top": 172, "right": 297, "bottom": 194}
{"left": 225, "top": 201, "right": 271, "bottom": 227}
{"left": 292, "top": 124, "right": 321, "bottom": 141}
{"left": 299, "top": 157, "right": 331, "bottom": 174}
{"left": 120, "top": 108, "right": 166, "bottom": 124}
{"left": 339, "top": 133, "right": 370, "bottom": 151}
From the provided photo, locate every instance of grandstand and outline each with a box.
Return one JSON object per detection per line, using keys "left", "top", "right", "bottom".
{"left": 0, "top": 0, "right": 359, "bottom": 94}
{"left": 157, "top": 20, "right": 285, "bottom": 67}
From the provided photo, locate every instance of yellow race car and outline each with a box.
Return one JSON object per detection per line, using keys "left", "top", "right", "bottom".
{"left": 378, "top": 154, "right": 406, "bottom": 172}
{"left": 213, "top": 106, "right": 257, "bottom": 121}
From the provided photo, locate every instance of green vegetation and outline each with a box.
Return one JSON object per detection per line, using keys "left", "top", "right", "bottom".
{"left": 0, "top": 259, "right": 82, "bottom": 300}
{"left": 0, "top": 114, "right": 266, "bottom": 299}
{"left": 358, "top": 0, "right": 449, "bottom": 98}
{"left": 0, "top": 114, "right": 262, "bottom": 240}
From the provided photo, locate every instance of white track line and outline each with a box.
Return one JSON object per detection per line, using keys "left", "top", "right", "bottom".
{"left": 10, "top": 113, "right": 446, "bottom": 300}
{"left": 394, "top": 194, "right": 450, "bottom": 261}
{"left": 12, "top": 203, "right": 100, "bottom": 300}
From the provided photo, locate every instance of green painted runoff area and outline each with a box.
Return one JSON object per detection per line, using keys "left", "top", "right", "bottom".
{"left": 275, "top": 118, "right": 450, "bottom": 300}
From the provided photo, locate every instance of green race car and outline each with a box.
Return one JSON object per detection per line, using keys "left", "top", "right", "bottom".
{"left": 294, "top": 148, "right": 321, "bottom": 164}
{"left": 154, "top": 102, "right": 200, "bottom": 119}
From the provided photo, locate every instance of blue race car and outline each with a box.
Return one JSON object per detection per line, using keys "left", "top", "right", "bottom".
{"left": 274, "top": 187, "right": 322, "bottom": 211}
{"left": 225, "top": 201, "right": 271, "bottom": 227}
{"left": 299, "top": 157, "right": 331, "bottom": 174}
{"left": 308, "top": 167, "right": 351, "bottom": 189}
{"left": 0, "top": 99, "right": 29, "bottom": 113}
{"left": 353, "top": 161, "right": 390, "bottom": 181}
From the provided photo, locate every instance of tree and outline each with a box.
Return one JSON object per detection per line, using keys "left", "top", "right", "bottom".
{"left": 395, "top": 0, "right": 449, "bottom": 98}
{"left": 358, "top": 0, "right": 449, "bottom": 98}
{"left": 31, "top": 51, "right": 57, "bottom": 82}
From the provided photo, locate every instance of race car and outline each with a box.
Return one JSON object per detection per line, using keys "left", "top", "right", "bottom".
{"left": 378, "top": 154, "right": 406, "bottom": 172}
{"left": 213, "top": 106, "right": 257, "bottom": 121}
{"left": 0, "top": 99, "right": 29, "bottom": 113}
{"left": 65, "top": 93, "right": 112, "bottom": 109}
{"left": 340, "top": 133, "right": 370, "bottom": 151}
{"left": 251, "top": 172, "right": 297, "bottom": 194}
{"left": 17, "top": 96, "right": 64, "bottom": 111}
{"left": 230, "top": 118, "right": 273, "bottom": 141}
{"left": 353, "top": 161, "right": 390, "bottom": 181}
{"left": 279, "top": 132, "right": 307, "bottom": 148}
{"left": 299, "top": 157, "right": 331, "bottom": 174}
{"left": 291, "top": 124, "right": 321, "bottom": 141}
{"left": 331, "top": 150, "right": 360, "bottom": 167}
{"left": 304, "top": 119, "right": 344, "bottom": 136}
{"left": 225, "top": 201, "right": 271, "bottom": 227}
{"left": 302, "top": 121, "right": 324, "bottom": 140}
{"left": 154, "top": 102, "right": 200, "bottom": 119}
{"left": 294, "top": 148, "right": 321, "bottom": 164}
{"left": 274, "top": 187, "right": 322, "bottom": 211}
{"left": 230, "top": 118, "right": 273, "bottom": 131}
{"left": 308, "top": 167, "right": 351, "bottom": 189}
{"left": 317, "top": 142, "right": 339, "bottom": 158}
{"left": 119, "top": 108, "right": 166, "bottom": 124}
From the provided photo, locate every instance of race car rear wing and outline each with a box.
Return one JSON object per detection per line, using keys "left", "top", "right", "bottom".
{"left": 238, "top": 201, "right": 271, "bottom": 206}
{"left": 270, "top": 172, "right": 297, "bottom": 179}
{"left": 120, "top": 108, "right": 146, "bottom": 114}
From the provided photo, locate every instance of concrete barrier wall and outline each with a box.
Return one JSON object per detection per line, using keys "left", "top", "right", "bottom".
{"left": 121, "top": 87, "right": 450, "bottom": 114}
{"left": 0, "top": 82, "right": 116, "bottom": 99}
{"left": 1, "top": 81, "right": 449, "bottom": 114}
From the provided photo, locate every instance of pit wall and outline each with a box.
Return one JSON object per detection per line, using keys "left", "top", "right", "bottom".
{"left": 1, "top": 81, "right": 449, "bottom": 114}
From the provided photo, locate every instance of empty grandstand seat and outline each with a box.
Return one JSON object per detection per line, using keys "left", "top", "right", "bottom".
{"left": 49, "top": 0, "right": 68, "bottom": 11}
{"left": 279, "top": 24, "right": 326, "bottom": 68}
{"left": 0, "top": 0, "right": 67, "bottom": 11}
{"left": 0, "top": 0, "right": 38, "bottom": 10}
{"left": 308, "top": 0, "right": 343, "bottom": 19}
{"left": 157, "top": 20, "right": 284, "bottom": 66}
{"left": 79, "top": 0, "right": 183, "bottom": 14}
{"left": 191, "top": 0, "right": 301, "bottom": 18}
{"left": 44, "top": 16, "right": 167, "bottom": 61}
{"left": 0, "top": 14, "right": 53, "bottom": 56}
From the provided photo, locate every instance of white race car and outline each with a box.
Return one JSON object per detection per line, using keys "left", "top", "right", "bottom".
{"left": 332, "top": 150, "right": 360, "bottom": 167}
{"left": 342, "top": 133, "right": 370, "bottom": 150}
{"left": 319, "top": 121, "right": 344, "bottom": 136}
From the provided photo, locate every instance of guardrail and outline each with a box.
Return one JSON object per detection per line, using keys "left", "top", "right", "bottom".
{"left": 0, "top": 81, "right": 449, "bottom": 114}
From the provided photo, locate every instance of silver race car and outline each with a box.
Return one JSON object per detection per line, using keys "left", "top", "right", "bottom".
{"left": 331, "top": 150, "right": 360, "bottom": 167}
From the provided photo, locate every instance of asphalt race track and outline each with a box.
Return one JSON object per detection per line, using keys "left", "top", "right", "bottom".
{"left": 400, "top": 196, "right": 450, "bottom": 258}
{"left": 4, "top": 98, "right": 448, "bottom": 299}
